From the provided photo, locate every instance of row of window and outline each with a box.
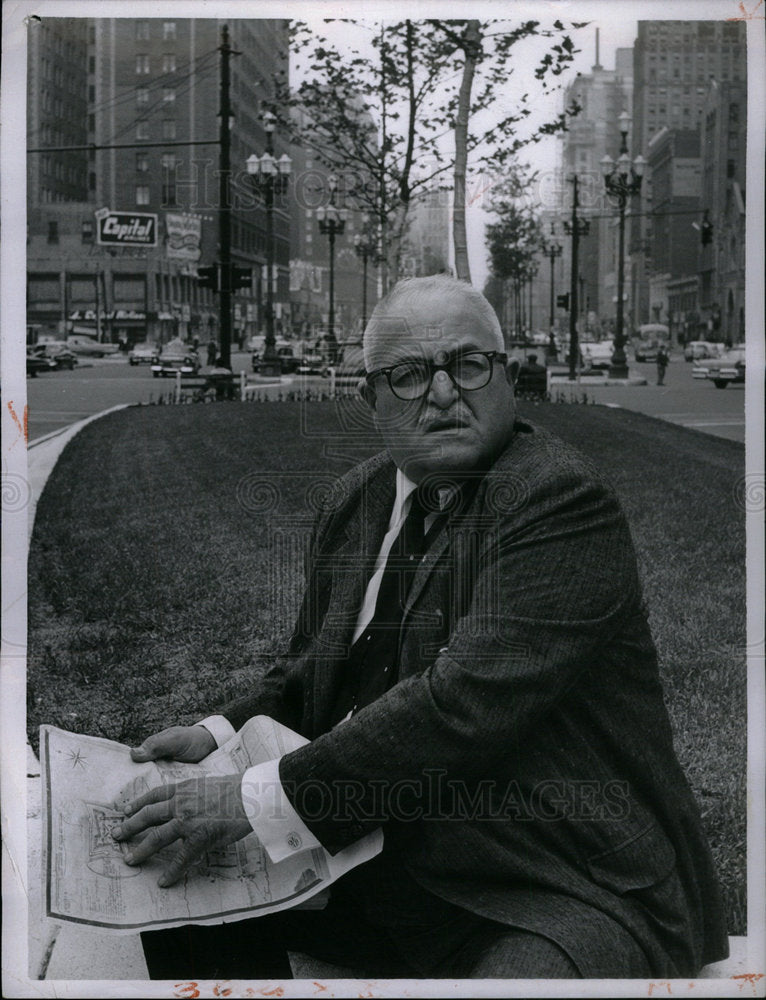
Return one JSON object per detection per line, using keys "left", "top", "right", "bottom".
{"left": 136, "top": 87, "right": 176, "bottom": 104}
{"left": 136, "top": 120, "right": 178, "bottom": 139}
{"left": 135, "top": 21, "right": 177, "bottom": 41}
{"left": 40, "top": 28, "right": 86, "bottom": 60}
{"left": 136, "top": 53, "right": 177, "bottom": 74}
{"left": 40, "top": 157, "right": 83, "bottom": 185}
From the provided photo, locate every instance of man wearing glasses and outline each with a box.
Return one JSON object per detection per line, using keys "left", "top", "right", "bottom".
{"left": 116, "top": 276, "right": 727, "bottom": 980}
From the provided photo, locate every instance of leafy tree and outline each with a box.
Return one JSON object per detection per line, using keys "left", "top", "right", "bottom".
{"left": 276, "top": 19, "right": 585, "bottom": 288}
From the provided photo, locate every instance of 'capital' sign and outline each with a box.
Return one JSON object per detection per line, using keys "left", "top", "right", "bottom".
{"left": 96, "top": 210, "right": 157, "bottom": 247}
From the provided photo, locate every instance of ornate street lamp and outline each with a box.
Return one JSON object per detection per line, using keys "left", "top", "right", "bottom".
{"left": 563, "top": 176, "right": 590, "bottom": 381}
{"left": 316, "top": 174, "right": 348, "bottom": 362}
{"left": 601, "top": 110, "right": 645, "bottom": 379}
{"left": 353, "top": 216, "right": 382, "bottom": 330}
{"left": 544, "top": 223, "right": 563, "bottom": 361}
{"left": 247, "top": 110, "right": 292, "bottom": 377}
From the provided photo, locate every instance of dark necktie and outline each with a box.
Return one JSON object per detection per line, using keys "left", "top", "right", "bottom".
{"left": 329, "top": 492, "right": 438, "bottom": 724}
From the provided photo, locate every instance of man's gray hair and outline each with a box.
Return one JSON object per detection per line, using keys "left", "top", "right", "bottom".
{"left": 363, "top": 276, "right": 503, "bottom": 367}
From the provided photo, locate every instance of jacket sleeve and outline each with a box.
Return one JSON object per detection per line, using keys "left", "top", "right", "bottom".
{"left": 278, "top": 459, "right": 645, "bottom": 854}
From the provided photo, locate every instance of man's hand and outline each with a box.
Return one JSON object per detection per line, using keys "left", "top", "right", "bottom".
{"left": 111, "top": 774, "right": 252, "bottom": 887}
{"left": 130, "top": 725, "right": 216, "bottom": 764}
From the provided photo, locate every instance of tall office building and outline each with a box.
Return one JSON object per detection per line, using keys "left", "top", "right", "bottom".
{"left": 27, "top": 17, "right": 289, "bottom": 346}
{"left": 630, "top": 20, "right": 746, "bottom": 326}
{"left": 27, "top": 18, "right": 89, "bottom": 207}
{"left": 558, "top": 40, "right": 634, "bottom": 334}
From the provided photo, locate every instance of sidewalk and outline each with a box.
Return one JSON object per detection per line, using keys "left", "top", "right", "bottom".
{"left": 23, "top": 405, "right": 751, "bottom": 986}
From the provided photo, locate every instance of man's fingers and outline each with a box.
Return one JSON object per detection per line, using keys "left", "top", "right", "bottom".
{"left": 130, "top": 731, "right": 179, "bottom": 762}
{"left": 114, "top": 796, "right": 175, "bottom": 841}
{"left": 122, "top": 820, "right": 183, "bottom": 865}
{"left": 157, "top": 832, "right": 209, "bottom": 888}
{"left": 124, "top": 781, "right": 174, "bottom": 816}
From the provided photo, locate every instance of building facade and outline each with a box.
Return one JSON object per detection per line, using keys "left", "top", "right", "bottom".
{"left": 27, "top": 17, "right": 290, "bottom": 348}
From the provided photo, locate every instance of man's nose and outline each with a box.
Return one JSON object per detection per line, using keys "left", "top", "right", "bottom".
{"left": 426, "top": 369, "right": 458, "bottom": 408}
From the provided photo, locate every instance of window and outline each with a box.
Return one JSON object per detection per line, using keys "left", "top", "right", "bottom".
{"left": 135, "top": 21, "right": 150, "bottom": 40}
{"left": 162, "top": 53, "right": 176, "bottom": 72}
{"left": 88, "top": 84, "right": 95, "bottom": 102}
{"left": 161, "top": 153, "right": 177, "bottom": 205}
{"left": 163, "top": 88, "right": 175, "bottom": 103}
{"left": 136, "top": 87, "right": 149, "bottom": 105}
{"left": 47, "top": 220, "right": 59, "bottom": 243}
{"left": 162, "top": 119, "right": 176, "bottom": 139}
{"left": 88, "top": 55, "right": 95, "bottom": 73}
{"left": 81, "top": 220, "right": 93, "bottom": 243}
{"left": 136, "top": 54, "right": 150, "bottom": 74}
{"left": 136, "top": 121, "right": 149, "bottom": 140}
{"left": 163, "top": 22, "right": 176, "bottom": 40}
{"left": 136, "top": 152, "right": 149, "bottom": 172}
{"left": 89, "top": 171, "right": 96, "bottom": 191}
{"left": 136, "top": 185, "right": 150, "bottom": 205}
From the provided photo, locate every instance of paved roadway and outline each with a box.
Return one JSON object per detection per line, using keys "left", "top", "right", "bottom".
{"left": 25, "top": 351, "right": 746, "bottom": 444}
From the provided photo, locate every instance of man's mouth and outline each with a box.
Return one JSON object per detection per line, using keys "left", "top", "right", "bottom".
{"left": 421, "top": 414, "right": 469, "bottom": 432}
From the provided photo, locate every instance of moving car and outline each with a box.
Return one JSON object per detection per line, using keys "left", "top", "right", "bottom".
{"left": 581, "top": 340, "right": 614, "bottom": 371}
{"left": 128, "top": 342, "right": 158, "bottom": 365}
{"left": 296, "top": 352, "right": 328, "bottom": 376}
{"left": 27, "top": 351, "right": 56, "bottom": 377}
{"left": 66, "top": 335, "right": 120, "bottom": 357}
{"left": 633, "top": 323, "right": 669, "bottom": 362}
{"left": 29, "top": 340, "right": 79, "bottom": 370}
{"left": 683, "top": 340, "right": 722, "bottom": 362}
{"left": 150, "top": 340, "right": 200, "bottom": 378}
{"left": 331, "top": 342, "right": 366, "bottom": 392}
{"left": 692, "top": 346, "right": 746, "bottom": 388}
{"left": 251, "top": 342, "right": 300, "bottom": 374}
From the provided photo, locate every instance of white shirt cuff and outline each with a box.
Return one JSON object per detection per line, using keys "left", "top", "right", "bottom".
{"left": 241, "top": 758, "right": 323, "bottom": 863}
{"left": 195, "top": 715, "right": 236, "bottom": 749}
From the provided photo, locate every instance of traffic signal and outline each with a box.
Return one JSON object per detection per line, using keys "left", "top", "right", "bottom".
{"left": 196, "top": 264, "right": 219, "bottom": 291}
{"left": 231, "top": 265, "right": 252, "bottom": 292}
{"left": 556, "top": 293, "right": 570, "bottom": 310}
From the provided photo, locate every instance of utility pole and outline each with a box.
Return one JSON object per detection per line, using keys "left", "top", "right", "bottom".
{"left": 218, "top": 24, "right": 232, "bottom": 370}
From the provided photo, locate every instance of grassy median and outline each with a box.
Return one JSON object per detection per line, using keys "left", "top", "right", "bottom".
{"left": 27, "top": 396, "right": 747, "bottom": 932}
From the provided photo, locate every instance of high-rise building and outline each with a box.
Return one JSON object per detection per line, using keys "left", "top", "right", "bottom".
{"left": 27, "top": 17, "right": 290, "bottom": 347}
{"left": 401, "top": 189, "right": 451, "bottom": 279}
{"left": 26, "top": 18, "right": 89, "bottom": 207}
{"left": 557, "top": 40, "right": 633, "bottom": 335}
{"left": 630, "top": 20, "right": 746, "bottom": 325}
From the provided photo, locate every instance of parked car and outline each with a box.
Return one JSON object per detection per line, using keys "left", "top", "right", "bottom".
{"left": 251, "top": 342, "right": 300, "bottom": 374}
{"left": 683, "top": 340, "right": 722, "bottom": 361}
{"left": 128, "top": 342, "right": 158, "bottom": 365}
{"left": 29, "top": 340, "right": 78, "bottom": 370}
{"left": 151, "top": 341, "right": 200, "bottom": 378}
{"left": 331, "top": 342, "right": 366, "bottom": 392}
{"left": 515, "top": 354, "right": 548, "bottom": 396}
{"left": 581, "top": 340, "right": 614, "bottom": 371}
{"left": 66, "top": 335, "right": 120, "bottom": 357}
{"left": 692, "top": 346, "right": 746, "bottom": 388}
{"left": 296, "top": 352, "right": 328, "bottom": 376}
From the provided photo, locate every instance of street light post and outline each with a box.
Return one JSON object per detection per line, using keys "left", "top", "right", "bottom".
{"left": 316, "top": 175, "right": 348, "bottom": 362}
{"left": 601, "top": 110, "right": 645, "bottom": 379}
{"left": 544, "top": 224, "right": 563, "bottom": 361}
{"left": 246, "top": 110, "right": 292, "bottom": 377}
{"left": 563, "top": 175, "right": 590, "bottom": 381}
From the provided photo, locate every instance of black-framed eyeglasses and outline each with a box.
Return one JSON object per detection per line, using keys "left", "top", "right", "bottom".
{"left": 365, "top": 350, "right": 508, "bottom": 401}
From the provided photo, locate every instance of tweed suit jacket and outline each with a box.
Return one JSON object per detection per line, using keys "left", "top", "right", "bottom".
{"left": 221, "top": 419, "right": 728, "bottom": 977}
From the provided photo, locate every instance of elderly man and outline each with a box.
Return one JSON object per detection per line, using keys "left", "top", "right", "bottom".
{"left": 115, "top": 276, "right": 728, "bottom": 980}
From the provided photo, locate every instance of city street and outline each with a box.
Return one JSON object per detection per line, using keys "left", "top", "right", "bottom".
{"left": 25, "top": 352, "right": 745, "bottom": 444}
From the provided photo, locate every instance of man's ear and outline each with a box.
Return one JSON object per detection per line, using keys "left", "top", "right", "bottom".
{"left": 359, "top": 378, "right": 377, "bottom": 410}
{"left": 506, "top": 358, "right": 521, "bottom": 385}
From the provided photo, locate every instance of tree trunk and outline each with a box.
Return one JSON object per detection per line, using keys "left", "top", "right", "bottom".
{"left": 452, "top": 20, "right": 481, "bottom": 283}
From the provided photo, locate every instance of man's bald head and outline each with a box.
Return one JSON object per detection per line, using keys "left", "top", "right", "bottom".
{"left": 363, "top": 276, "right": 503, "bottom": 370}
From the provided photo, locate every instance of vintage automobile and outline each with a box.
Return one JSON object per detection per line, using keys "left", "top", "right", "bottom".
{"left": 692, "top": 346, "right": 746, "bottom": 388}
{"left": 150, "top": 340, "right": 200, "bottom": 378}
{"left": 683, "top": 340, "right": 722, "bottom": 361}
{"left": 128, "top": 342, "right": 158, "bottom": 365}
{"left": 251, "top": 342, "right": 300, "bottom": 374}
{"left": 66, "top": 335, "right": 120, "bottom": 357}
{"left": 29, "top": 341, "right": 79, "bottom": 370}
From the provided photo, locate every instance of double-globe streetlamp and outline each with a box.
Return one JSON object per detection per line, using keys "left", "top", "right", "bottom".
{"left": 316, "top": 174, "right": 348, "bottom": 362}
{"left": 601, "top": 110, "right": 645, "bottom": 379}
{"left": 246, "top": 110, "right": 292, "bottom": 377}
{"left": 543, "top": 224, "right": 563, "bottom": 361}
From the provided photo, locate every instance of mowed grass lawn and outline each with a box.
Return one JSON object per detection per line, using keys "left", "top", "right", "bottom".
{"left": 27, "top": 396, "right": 747, "bottom": 932}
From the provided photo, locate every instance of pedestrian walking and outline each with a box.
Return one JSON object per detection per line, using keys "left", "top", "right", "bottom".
{"left": 656, "top": 345, "right": 669, "bottom": 385}
{"left": 207, "top": 339, "right": 218, "bottom": 366}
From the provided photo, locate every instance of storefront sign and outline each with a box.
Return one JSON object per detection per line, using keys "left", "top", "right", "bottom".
{"left": 165, "top": 212, "right": 202, "bottom": 262}
{"left": 95, "top": 209, "right": 157, "bottom": 247}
